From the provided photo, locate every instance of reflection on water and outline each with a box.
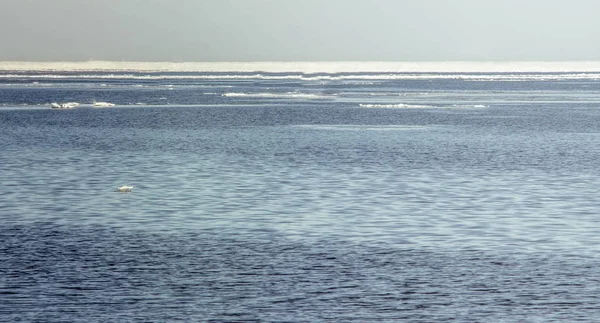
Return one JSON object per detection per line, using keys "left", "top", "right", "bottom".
{"left": 3, "top": 111, "right": 600, "bottom": 253}
{"left": 3, "top": 72, "right": 600, "bottom": 321}
{"left": 3, "top": 142, "right": 600, "bottom": 254}
{"left": 2, "top": 223, "right": 600, "bottom": 322}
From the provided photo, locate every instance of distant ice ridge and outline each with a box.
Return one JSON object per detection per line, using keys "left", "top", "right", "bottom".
{"left": 2, "top": 72, "right": 600, "bottom": 82}
{"left": 2, "top": 61, "right": 600, "bottom": 73}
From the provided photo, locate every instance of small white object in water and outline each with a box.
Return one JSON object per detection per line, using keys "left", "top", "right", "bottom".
{"left": 93, "top": 101, "right": 116, "bottom": 107}
{"left": 116, "top": 185, "right": 134, "bottom": 192}
{"left": 51, "top": 102, "right": 80, "bottom": 109}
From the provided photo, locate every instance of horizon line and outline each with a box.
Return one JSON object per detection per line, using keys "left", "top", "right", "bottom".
{"left": 2, "top": 60, "right": 600, "bottom": 73}
{"left": 3, "top": 59, "right": 600, "bottom": 63}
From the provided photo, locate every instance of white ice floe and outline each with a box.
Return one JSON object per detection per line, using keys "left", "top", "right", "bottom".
{"left": 93, "top": 101, "right": 116, "bottom": 107}
{"left": 50, "top": 102, "right": 80, "bottom": 109}
{"left": 116, "top": 185, "right": 133, "bottom": 192}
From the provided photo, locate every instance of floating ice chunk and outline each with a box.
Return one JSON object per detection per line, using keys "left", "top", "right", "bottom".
{"left": 116, "top": 185, "right": 133, "bottom": 192}
{"left": 62, "top": 102, "right": 80, "bottom": 108}
{"left": 93, "top": 101, "right": 116, "bottom": 107}
{"left": 51, "top": 102, "right": 80, "bottom": 109}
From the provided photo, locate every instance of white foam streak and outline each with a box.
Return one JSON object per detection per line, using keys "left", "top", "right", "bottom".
{"left": 222, "top": 92, "right": 331, "bottom": 99}
{"left": 297, "top": 125, "right": 429, "bottom": 131}
{"left": 359, "top": 103, "right": 432, "bottom": 108}
{"left": 359, "top": 103, "right": 487, "bottom": 109}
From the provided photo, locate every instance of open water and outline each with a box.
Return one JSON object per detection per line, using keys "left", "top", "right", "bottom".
{"left": 2, "top": 62, "right": 600, "bottom": 322}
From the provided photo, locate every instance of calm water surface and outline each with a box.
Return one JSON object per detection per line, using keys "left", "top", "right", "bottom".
{"left": 1, "top": 69, "right": 600, "bottom": 321}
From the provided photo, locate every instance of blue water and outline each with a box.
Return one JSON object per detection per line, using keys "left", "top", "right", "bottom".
{"left": 2, "top": 68, "right": 600, "bottom": 322}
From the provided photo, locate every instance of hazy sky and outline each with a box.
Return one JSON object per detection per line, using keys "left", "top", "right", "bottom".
{"left": 1, "top": 0, "right": 599, "bottom": 62}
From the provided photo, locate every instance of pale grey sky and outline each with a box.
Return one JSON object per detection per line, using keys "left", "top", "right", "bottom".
{"left": 1, "top": 0, "right": 599, "bottom": 61}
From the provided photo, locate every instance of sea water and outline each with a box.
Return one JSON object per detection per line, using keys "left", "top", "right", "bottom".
{"left": 2, "top": 62, "right": 600, "bottom": 322}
